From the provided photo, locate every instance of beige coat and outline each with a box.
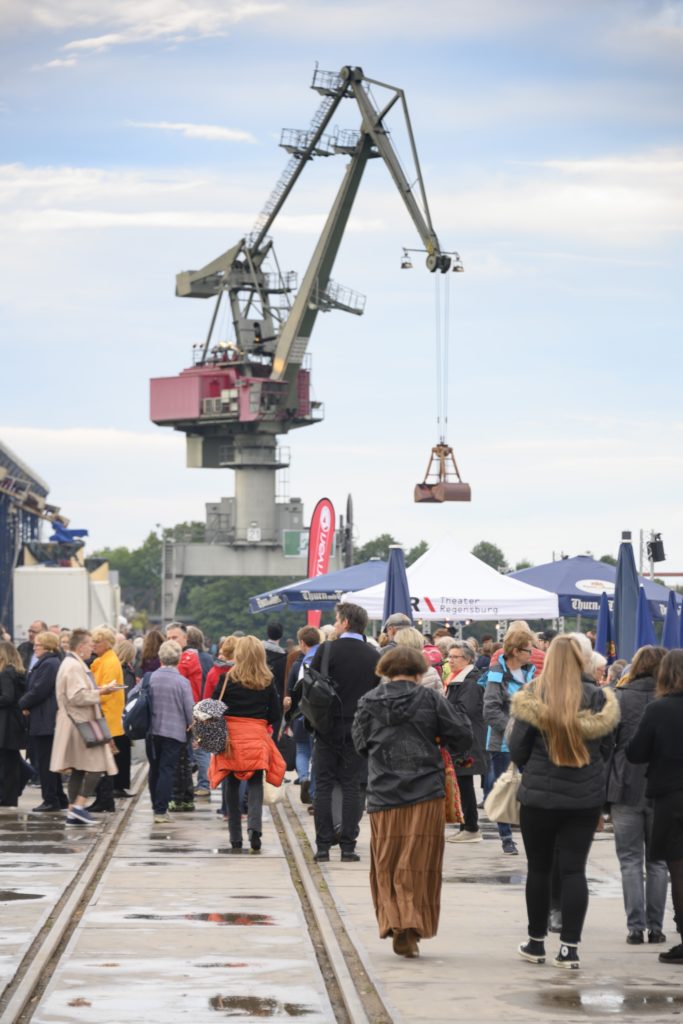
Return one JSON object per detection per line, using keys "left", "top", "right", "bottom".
{"left": 50, "top": 653, "right": 117, "bottom": 775}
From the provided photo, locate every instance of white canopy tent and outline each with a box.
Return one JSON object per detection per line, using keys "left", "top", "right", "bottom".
{"left": 342, "top": 535, "right": 559, "bottom": 622}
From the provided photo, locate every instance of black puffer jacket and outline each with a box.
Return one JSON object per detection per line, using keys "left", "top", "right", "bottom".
{"left": 508, "top": 682, "right": 619, "bottom": 811}
{"left": 606, "top": 676, "right": 656, "bottom": 806}
{"left": 446, "top": 666, "right": 487, "bottom": 775}
{"left": 352, "top": 678, "right": 472, "bottom": 812}
{"left": 18, "top": 651, "right": 63, "bottom": 736}
{"left": 0, "top": 667, "right": 28, "bottom": 750}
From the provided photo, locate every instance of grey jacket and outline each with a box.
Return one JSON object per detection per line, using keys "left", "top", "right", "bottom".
{"left": 352, "top": 679, "right": 472, "bottom": 812}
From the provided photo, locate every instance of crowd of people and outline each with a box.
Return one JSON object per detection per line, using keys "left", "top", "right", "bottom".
{"left": 1, "top": 609, "right": 682, "bottom": 970}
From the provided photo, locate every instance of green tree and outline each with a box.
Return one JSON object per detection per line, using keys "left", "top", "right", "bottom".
{"left": 471, "top": 541, "right": 509, "bottom": 573}
{"left": 599, "top": 554, "right": 617, "bottom": 566}
{"left": 515, "top": 559, "right": 532, "bottom": 571}
{"left": 354, "top": 533, "right": 399, "bottom": 562}
{"left": 406, "top": 540, "right": 428, "bottom": 566}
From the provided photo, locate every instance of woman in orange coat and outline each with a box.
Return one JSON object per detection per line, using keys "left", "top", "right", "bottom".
{"left": 209, "top": 636, "right": 283, "bottom": 852}
{"left": 88, "top": 626, "right": 124, "bottom": 812}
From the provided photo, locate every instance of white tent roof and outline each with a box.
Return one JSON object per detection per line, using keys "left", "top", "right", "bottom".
{"left": 343, "top": 535, "right": 559, "bottom": 622}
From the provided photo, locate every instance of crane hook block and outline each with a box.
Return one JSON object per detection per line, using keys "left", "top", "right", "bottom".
{"left": 414, "top": 442, "right": 472, "bottom": 503}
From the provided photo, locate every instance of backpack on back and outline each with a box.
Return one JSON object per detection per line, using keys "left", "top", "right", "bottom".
{"left": 295, "top": 642, "right": 341, "bottom": 737}
{"left": 123, "top": 672, "right": 153, "bottom": 741}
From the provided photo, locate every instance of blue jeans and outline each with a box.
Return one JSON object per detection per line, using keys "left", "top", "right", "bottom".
{"left": 194, "top": 746, "right": 210, "bottom": 790}
{"left": 147, "top": 736, "right": 183, "bottom": 814}
{"left": 296, "top": 736, "right": 316, "bottom": 797}
{"left": 487, "top": 751, "right": 512, "bottom": 841}
{"left": 611, "top": 801, "right": 668, "bottom": 932}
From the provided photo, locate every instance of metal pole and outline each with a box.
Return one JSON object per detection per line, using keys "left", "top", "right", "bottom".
{"left": 649, "top": 529, "right": 655, "bottom": 580}
{"left": 159, "top": 529, "right": 165, "bottom": 630}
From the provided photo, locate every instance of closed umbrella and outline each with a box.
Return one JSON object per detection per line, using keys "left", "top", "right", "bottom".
{"left": 613, "top": 540, "right": 640, "bottom": 660}
{"left": 635, "top": 586, "right": 657, "bottom": 649}
{"left": 662, "top": 590, "right": 680, "bottom": 650}
{"left": 382, "top": 545, "right": 413, "bottom": 626}
{"left": 595, "top": 590, "right": 615, "bottom": 664}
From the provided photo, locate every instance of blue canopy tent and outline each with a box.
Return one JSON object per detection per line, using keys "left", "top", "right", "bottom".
{"left": 249, "top": 560, "right": 387, "bottom": 615}
{"left": 509, "top": 555, "right": 679, "bottom": 622}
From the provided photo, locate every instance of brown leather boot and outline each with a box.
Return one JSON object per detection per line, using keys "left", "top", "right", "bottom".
{"left": 392, "top": 930, "right": 410, "bottom": 956}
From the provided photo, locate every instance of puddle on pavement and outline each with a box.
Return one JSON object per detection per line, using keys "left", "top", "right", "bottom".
{"left": 0, "top": 890, "right": 44, "bottom": 902}
{"left": 209, "top": 995, "right": 314, "bottom": 1016}
{"left": 0, "top": 861, "right": 60, "bottom": 870}
{"left": 444, "top": 874, "right": 526, "bottom": 885}
{"left": 538, "top": 988, "right": 683, "bottom": 1015}
{"left": 198, "top": 962, "right": 249, "bottom": 968}
{"left": 125, "top": 912, "right": 274, "bottom": 925}
{"left": 0, "top": 844, "right": 84, "bottom": 855}
{"left": 0, "top": 822, "right": 66, "bottom": 832}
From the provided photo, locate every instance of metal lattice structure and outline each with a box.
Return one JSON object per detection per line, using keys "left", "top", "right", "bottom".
{"left": 0, "top": 442, "right": 49, "bottom": 630}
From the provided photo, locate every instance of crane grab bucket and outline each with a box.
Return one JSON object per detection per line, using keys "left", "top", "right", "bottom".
{"left": 414, "top": 443, "right": 471, "bottom": 503}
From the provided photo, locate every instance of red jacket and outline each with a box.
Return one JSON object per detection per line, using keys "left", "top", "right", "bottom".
{"left": 209, "top": 717, "right": 286, "bottom": 787}
{"left": 178, "top": 649, "right": 202, "bottom": 703}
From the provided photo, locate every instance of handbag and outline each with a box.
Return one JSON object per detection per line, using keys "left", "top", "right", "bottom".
{"left": 441, "top": 747, "right": 464, "bottom": 824}
{"left": 263, "top": 778, "right": 283, "bottom": 806}
{"left": 483, "top": 762, "right": 521, "bottom": 825}
{"left": 70, "top": 714, "right": 113, "bottom": 748}
{"left": 297, "top": 642, "right": 341, "bottom": 737}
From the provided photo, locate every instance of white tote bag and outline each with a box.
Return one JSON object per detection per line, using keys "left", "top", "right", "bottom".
{"left": 263, "top": 780, "right": 284, "bottom": 806}
{"left": 483, "top": 763, "right": 521, "bottom": 825}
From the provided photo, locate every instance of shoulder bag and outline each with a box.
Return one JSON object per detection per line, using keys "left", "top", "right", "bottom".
{"left": 68, "top": 711, "right": 112, "bottom": 748}
{"left": 483, "top": 762, "right": 521, "bottom": 826}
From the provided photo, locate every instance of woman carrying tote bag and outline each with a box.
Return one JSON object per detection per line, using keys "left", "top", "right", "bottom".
{"left": 507, "top": 635, "right": 619, "bottom": 971}
{"left": 51, "top": 629, "right": 119, "bottom": 827}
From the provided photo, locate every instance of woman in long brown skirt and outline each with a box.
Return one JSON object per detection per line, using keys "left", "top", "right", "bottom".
{"left": 352, "top": 646, "right": 472, "bottom": 957}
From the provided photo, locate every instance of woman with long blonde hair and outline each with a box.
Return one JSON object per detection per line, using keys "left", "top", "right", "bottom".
{"left": 208, "top": 636, "right": 284, "bottom": 852}
{"left": 508, "top": 634, "right": 619, "bottom": 971}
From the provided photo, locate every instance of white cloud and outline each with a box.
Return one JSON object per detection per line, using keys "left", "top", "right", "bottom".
{"left": 12, "top": 0, "right": 285, "bottom": 52}
{"left": 32, "top": 57, "right": 77, "bottom": 69}
{"left": 127, "top": 120, "right": 255, "bottom": 143}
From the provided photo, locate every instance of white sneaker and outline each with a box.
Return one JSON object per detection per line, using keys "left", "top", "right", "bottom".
{"left": 447, "top": 829, "right": 483, "bottom": 843}
{"left": 153, "top": 813, "right": 174, "bottom": 824}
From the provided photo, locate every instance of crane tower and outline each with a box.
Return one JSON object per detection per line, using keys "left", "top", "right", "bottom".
{"left": 150, "top": 65, "right": 456, "bottom": 619}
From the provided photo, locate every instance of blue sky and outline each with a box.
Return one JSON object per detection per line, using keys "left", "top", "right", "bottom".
{"left": 1, "top": 0, "right": 682, "bottom": 573}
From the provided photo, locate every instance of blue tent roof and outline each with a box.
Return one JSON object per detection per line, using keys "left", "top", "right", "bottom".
{"left": 508, "top": 555, "right": 679, "bottom": 621}
{"left": 249, "top": 560, "right": 388, "bottom": 614}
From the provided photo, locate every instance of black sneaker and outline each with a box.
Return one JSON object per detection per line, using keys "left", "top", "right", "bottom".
{"left": 341, "top": 851, "right": 360, "bottom": 862}
{"left": 553, "top": 943, "right": 580, "bottom": 970}
{"left": 249, "top": 830, "right": 262, "bottom": 852}
{"left": 300, "top": 780, "right": 312, "bottom": 805}
{"left": 518, "top": 938, "right": 546, "bottom": 964}
{"left": 502, "top": 838, "right": 519, "bottom": 855}
{"left": 659, "top": 943, "right": 683, "bottom": 964}
{"left": 313, "top": 850, "right": 330, "bottom": 863}
{"left": 627, "top": 930, "right": 644, "bottom": 945}
{"left": 649, "top": 930, "right": 667, "bottom": 944}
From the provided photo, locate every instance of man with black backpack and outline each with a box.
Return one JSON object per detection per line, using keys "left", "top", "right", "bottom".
{"left": 308, "top": 602, "right": 379, "bottom": 863}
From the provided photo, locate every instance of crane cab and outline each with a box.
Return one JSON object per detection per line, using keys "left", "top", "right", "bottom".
{"left": 414, "top": 443, "right": 471, "bottom": 503}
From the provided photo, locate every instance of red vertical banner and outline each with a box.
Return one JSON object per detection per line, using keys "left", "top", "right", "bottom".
{"left": 306, "top": 498, "right": 335, "bottom": 628}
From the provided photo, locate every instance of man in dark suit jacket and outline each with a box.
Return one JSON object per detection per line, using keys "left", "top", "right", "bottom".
{"left": 309, "top": 602, "right": 379, "bottom": 862}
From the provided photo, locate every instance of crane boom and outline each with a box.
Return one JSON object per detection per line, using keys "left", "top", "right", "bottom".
{"left": 151, "top": 65, "right": 458, "bottom": 536}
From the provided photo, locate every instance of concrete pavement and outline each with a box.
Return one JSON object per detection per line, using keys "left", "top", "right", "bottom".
{"left": 2, "top": 777, "right": 683, "bottom": 1023}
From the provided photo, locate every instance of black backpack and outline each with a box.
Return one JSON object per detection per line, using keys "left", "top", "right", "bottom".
{"left": 296, "top": 643, "right": 342, "bottom": 737}
{"left": 123, "top": 672, "right": 153, "bottom": 741}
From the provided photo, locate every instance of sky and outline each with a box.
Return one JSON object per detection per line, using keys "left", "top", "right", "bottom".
{"left": 1, "top": 0, "right": 682, "bottom": 576}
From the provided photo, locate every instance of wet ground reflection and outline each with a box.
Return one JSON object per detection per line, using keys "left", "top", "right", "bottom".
{"left": 209, "top": 995, "right": 314, "bottom": 1016}
{"left": 0, "top": 890, "right": 44, "bottom": 901}
{"left": 125, "top": 912, "right": 274, "bottom": 925}
{"left": 538, "top": 987, "right": 683, "bottom": 1015}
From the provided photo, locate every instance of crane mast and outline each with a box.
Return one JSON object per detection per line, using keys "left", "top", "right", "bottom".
{"left": 150, "top": 65, "right": 457, "bottom": 555}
